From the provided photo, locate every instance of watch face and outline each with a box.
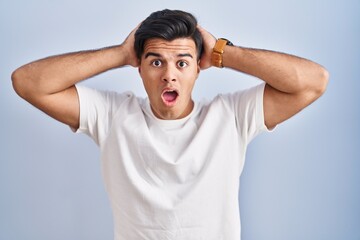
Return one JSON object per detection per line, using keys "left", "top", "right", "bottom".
{"left": 219, "top": 38, "right": 234, "bottom": 46}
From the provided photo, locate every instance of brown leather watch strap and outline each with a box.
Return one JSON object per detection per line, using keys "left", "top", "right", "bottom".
{"left": 211, "top": 38, "right": 230, "bottom": 68}
{"left": 211, "top": 38, "right": 234, "bottom": 68}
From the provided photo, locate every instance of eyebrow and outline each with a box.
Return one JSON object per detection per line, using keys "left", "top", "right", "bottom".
{"left": 178, "top": 53, "right": 193, "bottom": 58}
{"left": 145, "top": 52, "right": 161, "bottom": 58}
{"left": 144, "top": 52, "right": 193, "bottom": 59}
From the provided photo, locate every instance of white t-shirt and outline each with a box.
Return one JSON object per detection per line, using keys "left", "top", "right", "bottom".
{"left": 76, "top": 83, "right": 269, "bottom": 240}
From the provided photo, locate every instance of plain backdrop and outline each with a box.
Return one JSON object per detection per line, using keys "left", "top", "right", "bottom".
{"left": 1, "top": 0, "right": 359, "bottom": 239}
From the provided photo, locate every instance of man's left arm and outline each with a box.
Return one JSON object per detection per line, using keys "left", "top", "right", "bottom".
{"left": 198, "top": 26, "right": 329, "bottom": 130}
{"left": 222, "top": 46, "right": 329, "bottom": 129}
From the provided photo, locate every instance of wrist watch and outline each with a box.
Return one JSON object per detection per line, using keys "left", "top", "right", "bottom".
{"left": 211, "top": 38, "right": 234, "bottom": 68}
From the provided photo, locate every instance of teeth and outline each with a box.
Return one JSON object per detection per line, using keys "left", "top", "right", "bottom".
{"left": 164, "top": 90, "right": 177, "bottom": 94}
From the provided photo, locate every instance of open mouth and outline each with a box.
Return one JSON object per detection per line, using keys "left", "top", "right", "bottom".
{"left": 161, "top": 89, "right": 179, "bottom": 106}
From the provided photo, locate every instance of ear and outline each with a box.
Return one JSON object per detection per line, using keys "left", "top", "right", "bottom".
{"left": 197, "top": 60, "right": 201, "bottom": 74}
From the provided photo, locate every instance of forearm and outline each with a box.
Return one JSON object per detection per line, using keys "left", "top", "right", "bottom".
{"left": 222, "top": 46, "right": 328, "bottom": 94}
{"left": 12, "top": 44, "right": 128, "bottom": 97}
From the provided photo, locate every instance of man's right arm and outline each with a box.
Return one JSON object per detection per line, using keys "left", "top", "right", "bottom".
{"left": 11, "top": 27, "right": 139, "bottom": 130}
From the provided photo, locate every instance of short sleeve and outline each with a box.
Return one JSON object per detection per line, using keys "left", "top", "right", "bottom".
{"left": 75, "top": 85, "right": 133, "bottom": 146}
{"left": 221, "top": 83, "right": 272, "bottom": 144}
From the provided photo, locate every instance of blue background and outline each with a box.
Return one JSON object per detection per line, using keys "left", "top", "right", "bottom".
{"left": 1, "top": 0, "right": 359, "bottom": 239}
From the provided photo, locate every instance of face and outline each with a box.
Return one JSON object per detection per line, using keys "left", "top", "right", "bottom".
{"left": 138, "top": 38, "right": 200, "bottom": 120}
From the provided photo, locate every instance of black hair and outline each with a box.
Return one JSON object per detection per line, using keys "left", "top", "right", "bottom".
{"left": 134, "top": 9, "right": 203, "bottom": 60}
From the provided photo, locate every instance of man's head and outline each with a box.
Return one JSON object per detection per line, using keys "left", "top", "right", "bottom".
{"left": 134, "top": 9, "right": 203, "bottom": 60}
{"left": 136, "top": 9, "right": 203, "bottom": 120}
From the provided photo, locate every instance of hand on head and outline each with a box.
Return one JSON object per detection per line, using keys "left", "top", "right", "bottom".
{"left": 123, "top": 21, "right": 217, "bottom": 71}
{"left": 197, "top": 25, "right": 217, "bottom": 70}
{"left": 122, "top": 24, "right": 141, "bottom": 67}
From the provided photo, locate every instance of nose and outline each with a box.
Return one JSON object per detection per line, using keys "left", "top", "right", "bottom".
{"left": 162, "top": 65, "right": 177, "bottom": 83}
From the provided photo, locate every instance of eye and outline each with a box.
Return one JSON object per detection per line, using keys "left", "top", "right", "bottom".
{"left": 151, "top": 60, "right": 162, "bottom": 67}
{"left": 177, "top": 60, "right": 188, "bottom": 68}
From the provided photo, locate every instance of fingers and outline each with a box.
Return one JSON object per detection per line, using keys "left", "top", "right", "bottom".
{"left": 197, "top": 25, "right": 216, "bottom": 70}
{"left": 197, "top": 25, "right": 216, "bottom": 46}
{"left": 122, "top": 24, "right": 141, "bottom": 67}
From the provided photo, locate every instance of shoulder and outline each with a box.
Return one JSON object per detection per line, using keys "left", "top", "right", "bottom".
{"left": 197, "top": 83, "right": 264, "bottom": 112}
{"left": 217, "top": 83, "right": 265, "bottom": 103}
{"left": 76, "top": 85, "right": 135, "bottom": 101}
{"left": 75, "top": 85, "right": 145, "bottom": 108}
{"left": 75, "top": 85, "right": 146, "bottom": 117}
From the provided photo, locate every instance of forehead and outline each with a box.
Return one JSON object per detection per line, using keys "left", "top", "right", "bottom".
{"left": 143, "top": 38, "right": 197, "bottom": 57}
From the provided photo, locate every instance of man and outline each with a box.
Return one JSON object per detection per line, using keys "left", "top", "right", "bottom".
{"left": 12, "top": 9, "right": 328, "bottom": 240}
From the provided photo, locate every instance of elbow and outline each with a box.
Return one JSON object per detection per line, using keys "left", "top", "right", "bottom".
{"left": 11, "top": 68, "right": 25, "bottom": 98}
{"left": 11, "top": 66, "right": 34, "bottom": 100}
{"left": 292, "top": 64, "right": 329, "bottom": 96}
{"left": 314, "top": 67, "right": 329, "bottom": 97}
{"left": 304, "top": 66, "right": 329, "bottom": 103}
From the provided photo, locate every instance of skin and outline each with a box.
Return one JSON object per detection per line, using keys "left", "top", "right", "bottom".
{"left": 139, "top": 38, "right": 200, "bottom": 120}
{"left": 11, "top": 24, "right": 329, "bottom": 131}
